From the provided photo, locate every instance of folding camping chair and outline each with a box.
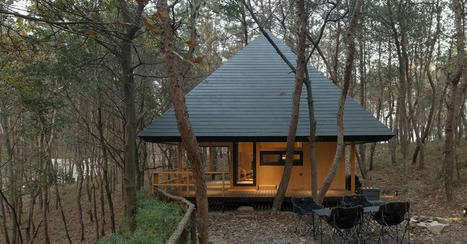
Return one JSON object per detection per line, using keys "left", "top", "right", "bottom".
{"left": 373, "top": 202, "right": 410, "bottom": 244}
{"left": 291, "top": 197, "right": 323, "bottom": 237}
{"left": 325, "top": 206, "right": 364, "bottom": 244}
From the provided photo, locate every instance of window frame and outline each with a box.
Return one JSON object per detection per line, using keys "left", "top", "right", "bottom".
{"left": 259, "top": 150, "right": 303, "bottom": 166}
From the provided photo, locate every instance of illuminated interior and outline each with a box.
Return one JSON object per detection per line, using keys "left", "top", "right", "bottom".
{"left": 236, "top": 142, "right": 255, "bottom": 185}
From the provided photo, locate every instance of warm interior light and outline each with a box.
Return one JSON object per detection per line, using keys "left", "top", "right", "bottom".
{"left": 281, "top": 155, "right": 286, "bottom": 160}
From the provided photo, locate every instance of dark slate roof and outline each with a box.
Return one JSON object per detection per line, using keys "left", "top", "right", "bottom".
{"left": 139, "top": 33, "right": 394, "bottom": 143}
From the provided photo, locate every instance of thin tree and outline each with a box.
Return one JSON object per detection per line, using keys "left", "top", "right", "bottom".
{"left": 444, "top": 0, "right": 464, "bottom": 200}
{"left": 96, "top": 73, "right": 116, "bottom": 233}
{"left": 387, "top": 0, "right": 410, "bottom": 174}
{"left": 317, "top": 0, "right": 363, "bottom": 204}
{"left": 411, "top": 0, "right": 440, "bottom": 169}
{"left": 241, "top": 0, "right": 337, "bottom": 202}
{"left": 271, "top": 0, "right": 307, "bottom": 212}
{"left": 156, "top": 0, "right": 209, "bottom": 242}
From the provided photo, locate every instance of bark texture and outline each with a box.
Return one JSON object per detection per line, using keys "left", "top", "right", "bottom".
{"left": 444, "top": 0, "right": 464, "bottom": 201}
{"left": 157, "top": 0, "right": 209, "bottom": 242}
{"left": 271, "top": 0, "right": 307, "bottom": 212}
{"left": 317, "top": 0, "right": 363, "bottom": 204}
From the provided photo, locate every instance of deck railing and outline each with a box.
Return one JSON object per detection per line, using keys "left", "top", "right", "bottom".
{"left": 152, "top": 170, "right": 229, "bottom": 197}
{"left": 155, "top": 188, "right": 196, "bottom": 244}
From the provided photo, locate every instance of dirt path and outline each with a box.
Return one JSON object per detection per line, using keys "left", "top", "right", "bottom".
{"left": 209, "top": 211, "right": 316, "bottom": 244}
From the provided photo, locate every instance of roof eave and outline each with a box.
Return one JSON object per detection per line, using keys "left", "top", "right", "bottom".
{"left": 138, "top": 134, "right": 394, "bottom": 143}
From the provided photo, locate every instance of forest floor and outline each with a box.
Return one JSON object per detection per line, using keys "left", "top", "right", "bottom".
{"left": 2, "top": 140, "right": 466, "bottom": 243}
{"left": 1, "top": 180, "right": 126, "bottom": 243}
{"left": 366, "top": 140, "right": 467, "bottom": 243}
{"left": 208, "top": 140, "right": 467, "bottom": 244}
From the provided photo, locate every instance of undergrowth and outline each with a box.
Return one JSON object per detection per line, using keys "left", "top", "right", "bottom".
{"left": 97, "top": 192, "right": 184, "bottom": 244}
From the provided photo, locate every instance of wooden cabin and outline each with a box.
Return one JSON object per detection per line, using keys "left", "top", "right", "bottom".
{"left": 138, "top": 32, "right": 394, "bottom": 203}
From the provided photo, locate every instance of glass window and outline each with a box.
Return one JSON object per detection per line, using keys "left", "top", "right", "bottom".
{"left": 260, "top": 151, "right": 303, "bottom": 166}
{"left": 234, "top": 142, "right": 256, "bottom": 185}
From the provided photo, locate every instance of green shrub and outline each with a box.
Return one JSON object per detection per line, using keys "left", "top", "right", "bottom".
{"left": 97, "top": 192, "right": 184, "bottom": 244}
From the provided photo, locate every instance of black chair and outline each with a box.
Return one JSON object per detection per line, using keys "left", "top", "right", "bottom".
{"left": 323, "top": 206, "right": 364, "bottom": 243}
{"left": 343, "top": 194, "right": 383, "bottom": 239}
{"left": 291, "top": 197, "right": 323, "bottom": 237}
{"left": 373, "top": 202, "right": 410, "bottom": 244}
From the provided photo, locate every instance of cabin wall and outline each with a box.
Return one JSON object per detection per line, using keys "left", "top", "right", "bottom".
{"left": 256, "top": 142, "right": 307, "bottom": 190}
{"left": 234, "top": 141, "right": 346, "bottom": 192}
{"left": 313, "top": 142, "right": 346, "bottom": 189}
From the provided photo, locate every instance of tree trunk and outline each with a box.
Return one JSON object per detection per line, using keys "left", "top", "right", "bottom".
{"left": 356, "top": 150, "right": 367, "bottom": 179}
{"left": 85, "top": 159, "right": 93, "bottom": 222}
{"left": 25, "top": 191, "right": 38, "bottom": 243}
{"left": 304, "top": 71, "right": 318, "bottom": 199}
{"left": 388, "top": 0, "right": 410, "bottom": 174}
{"left": 96, "top": 79, "right": 116, "bottom": 233}
{"left": 99, "top": 169, "right": 106, "bottom": 237}
{"left": 272, "top": 0, "right": 307, "bottom": 212}
{"left": 412, "top": 1, "right": 440, "bottom": 169}
{"left": 117, "top": 0, "right": 147, "bottom": 232}
{"left": 92, "top": 167, "right": 99, "bottom": 240}
{"left": 0, "top": 163, "right": 10, "bottom": 244}
{"left": 369, "top": 40, "right": 384, "bottom": 171}
{"left": 53, "top": 177, "right": 72, "bottom": 244}
{"left": 317, "top": 0, "right": 363, "bottom": 204}
{"left": 387, "top": 39, "right": 398, "bottom": 166}
{"left": 157, "top": 0, "right": 209, "bottom": 242}
{"left": 38, "top": 133, "right": 50, "bottom": 244}
{"left": 357, "top": 31, "right": 367, "bottom": 176}
{"left": 76, "top": 156, "right": 85, "bottom": 242}
{"left": 444, "top": 0, "right": 464, "bottom": 201}
{"left": 1, "top": 115, "right": 17, "bottom": 244}
{"left": 332, "top": 21, "right": 341, "bottom": 85}
{"left": 120, "top": 36, "right": 137, "bottom": 232}
{"left": 240, "top": 2, "right": 248, "bottom": 46}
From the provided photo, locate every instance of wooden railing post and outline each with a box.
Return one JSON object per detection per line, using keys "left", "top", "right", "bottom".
{"left": 222, "top": 172, "right": 225, "bottom": 197}
{"left": 153, "top": 172, "right": 159, "bottom": 194}
{"left": 186, "top": 172, "right": 190, "bottom": 196}
{"left": 209, "top": 146, "right": 214, "bottom": 181}
{"left": 178, "top": 143, "right": 183, "bottom": 195}
{"left": 351, "top": 143, "right": 356, "bottom": 193}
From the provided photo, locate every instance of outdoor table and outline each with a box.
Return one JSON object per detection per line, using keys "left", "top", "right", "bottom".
{"left": 364, "top": 206, "right": 379, "bottom": 213}
{"left": 313, "top": 206, "right": 379, "bottom": 218}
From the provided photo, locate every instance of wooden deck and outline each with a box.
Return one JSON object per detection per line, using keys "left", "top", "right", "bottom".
{"left": 155, "top": 180, "right": 352, "bottom": 204}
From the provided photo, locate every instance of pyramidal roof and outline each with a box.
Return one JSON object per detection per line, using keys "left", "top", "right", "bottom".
{"left": 139, "top": 33, "right": 394, "bottom": 143}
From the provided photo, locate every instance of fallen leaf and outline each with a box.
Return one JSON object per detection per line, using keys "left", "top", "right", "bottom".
{"left": 84, "top": 30, "right": 97, "bottom": 37}
{"left": 185, "top": 40, "right": 197, "bottom": 48}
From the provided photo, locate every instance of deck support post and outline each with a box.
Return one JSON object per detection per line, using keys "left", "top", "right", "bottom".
{"left": 229, "top": 144, "right": 234, "bottom": 188}
{"left": 222, "top": 172, "right": 225, "bottom": 197}
{"left": 153, "top": 172, "right": 158, "bottom": 194}
{"left": 178, "top": 142, "right": 183, "bottom": 195}
{"left": 350, "top": 143, "right": 356, "bottom": 193}
{"left": 209, "top": 146, "right": 214, "bottom": 180}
